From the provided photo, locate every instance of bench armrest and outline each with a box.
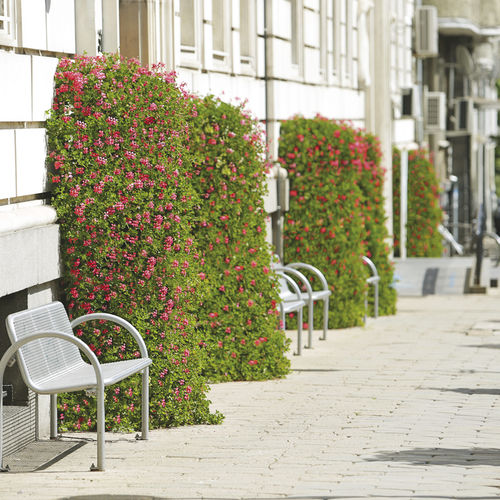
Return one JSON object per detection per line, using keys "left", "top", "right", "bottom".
{"left": 0, "top": 331, "right": 104, "bottom": 394}
{"left": 276, "top": 270, "right": 304, "bottom": 300}
{"left": 275, "top": 266, "right": 313, "bottom": 299}
{"left": 71, "top": 313, "right": 149, "bottom": 359}
{"left": 286, "top": 262, "right": 329, "bottom": 290}
{"left": 362, "top": 256, "right": 379, "bottom": 278}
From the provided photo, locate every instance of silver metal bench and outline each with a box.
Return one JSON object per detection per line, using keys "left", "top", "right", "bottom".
{"left": 362, "top": 256, "right": 380, "bottom": 322}
{"left": 0, "top": 301, "right": 152, "bottom": 471}
{"left": 274, "top": 255, "right": 331, "bottom": 345}
{"left": 276, "top": 271, "right": 306, "bottom": 356}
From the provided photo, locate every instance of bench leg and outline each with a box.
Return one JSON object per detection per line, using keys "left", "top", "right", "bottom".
{"left": 364, "top": 290, "right": 368, "bottom": 323}
{"left": 321, "top": 297, "right": 329, "bottom": 340}
{"left": 91, "top": 384, "right": 106, "bottom": 471}
{"left": 306, "top": 299, "right": 313, "bottom": 349}
{"left": 50, "top": 394, "right": 58, "bottom": 439}
{"left": 140, "top": 366, "right": 149, "bottom": 440}
{"left": 295, "top": 308, "right": 303, "bottom": 356}
{"left": 0, "top": 373, "right": 7, "bottom": 471}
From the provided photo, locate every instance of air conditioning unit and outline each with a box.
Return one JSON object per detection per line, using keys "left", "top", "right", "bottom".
{"left": 454, "top": 97, "right": 474, "bottom": 132}
{"left": 415, "top": 6, "right": 438, "bottom": 58}
{"left": 424, "top": 91, "right": 446, "bottom": 132}
{"left": 401, "top": 86, "right": 421, "bottom": 118}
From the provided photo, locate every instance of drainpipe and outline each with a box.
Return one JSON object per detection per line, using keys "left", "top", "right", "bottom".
{"left": 400, "top": 148, "right": 408, "bottom": 260}
{"left": 264, "top": 0, "right": 271, "bottom": 160}
{"left": 264, "top": 1, "right": 284, "bottom": 259}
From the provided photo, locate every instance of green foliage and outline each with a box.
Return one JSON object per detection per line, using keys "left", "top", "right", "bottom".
{"left": 393, "top": 148, "right": 443, "bottom": 257}
{"left": 359, "top": 134, "right": 396, "bottom": 316}
{"left": 278, "top": 117, "right": 368, "bottom": 328}
{"left": 189, "top": 95, "right": 290, "bottom": 381}
{"left": 278, "top": 117, "right": 396, "bottom": 327}
{"left": 47, "top": 54, "right": 222, "bottom": 431}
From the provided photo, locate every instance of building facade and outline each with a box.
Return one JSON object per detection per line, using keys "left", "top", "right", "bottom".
{"left": 2, "top": 0, "right": 496, "bottom": 454}
{"left": 422, "top": 0, "right": 500, "bottom": 253}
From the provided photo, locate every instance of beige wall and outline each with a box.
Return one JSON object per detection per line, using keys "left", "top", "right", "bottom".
{"left": 424, "top": 0, "right": 500, "bottom": 27}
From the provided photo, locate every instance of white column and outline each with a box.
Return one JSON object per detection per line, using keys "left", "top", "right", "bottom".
{"left": 370, "top": 0, "right": 393, "bottom": 248}
{"left": 400, "top": 149, "right": 408, "bottom": 260}
{"left": 75, "top": 0, "right": 103, "bottom": 56}
{"left": 102, "top": 0, "right": 119, "bottom": 53}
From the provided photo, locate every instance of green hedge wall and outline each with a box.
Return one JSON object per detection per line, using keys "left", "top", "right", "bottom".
{"left": 189, "top": 95, "right": 290, "bottom": 381}
{"left": 47, "top": 54, "right": 222, "bottom": 431}
{"left": 279, "top": 117, "right": 367, "bottom": 328}
{"left": 278, "top": 117, "right": 396, "bottom": 328}
{"left": 393, "top": 148, "right": 443, "bottom": 257}
{"left": 359, "top": 133, "right": 396, "bottom": 316}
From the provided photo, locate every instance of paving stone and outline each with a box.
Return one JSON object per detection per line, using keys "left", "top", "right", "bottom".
{"left": 3, "top": 296, "right": 500, "bottom": 498}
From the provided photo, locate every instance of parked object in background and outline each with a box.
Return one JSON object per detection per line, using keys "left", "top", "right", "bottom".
{"left": 0, "top": 302, "right": 152, "bottom": 472}
{"left": 438, "top": 224, "right": 464, "bottom": 256}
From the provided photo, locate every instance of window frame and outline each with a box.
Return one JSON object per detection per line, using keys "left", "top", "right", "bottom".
{"left": 178, "top": 0, "right": 203, "bottom": 69}
{"left": 239, "top": 0, "right": 257, "bottom": 75}
{"left": 211, "top": 0, "right": 232, "bottom": 71}
{"left": 0, "top": 0, "right": 17, "bottom": 46}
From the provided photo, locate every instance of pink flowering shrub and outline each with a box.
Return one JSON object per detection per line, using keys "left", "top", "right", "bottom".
{"left": 278, "top": 117, "right": 396, "bottom": 327}
{"left": 393, "top": 148, "right": 443, "bottom": 257}
{"left": 358, "top": 133, "right": 396, "bottom": 316}
{"left": 189, "top": 95, "right": 290, "bottom": 381}
{"left": 47, "top": 54, "right": 222, "bottom": 431}
{"left": 278, "top": 117, "right": 367, "bottom": 328}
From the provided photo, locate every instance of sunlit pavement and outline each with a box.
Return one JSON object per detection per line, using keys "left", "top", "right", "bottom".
{"left": 3, "top": 294, "right": 500, "bottom": 499}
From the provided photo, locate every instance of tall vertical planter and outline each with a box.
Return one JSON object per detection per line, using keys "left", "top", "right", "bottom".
{"left": 359, "top": 133, "right": 396, "bottom": 316}
{"left": 189, "top": 95, "right": 290, "bottom": 381}
{"left": 47, "top": 54, "right": 222, "bottom": 430}
{"left": 393, "top": 148, "right": 443, "bottom": 257}
{"left": 279, "top": 117, "right": 367, "bottom": 328}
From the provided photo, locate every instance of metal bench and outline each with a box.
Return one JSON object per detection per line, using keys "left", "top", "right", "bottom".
{"left": 274, "top": 255, "right": 331, "bottom": 345}
{"left": 362, "top": 256, "right": 380, "bottom": 322}
{"left": 276, "top": 271, "right": 306, "bottom": 356}
{"left": 0, "top": 301, "right": 152, "bottom": 472}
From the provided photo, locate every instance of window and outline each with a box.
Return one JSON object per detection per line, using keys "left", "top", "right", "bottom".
{"left": 390, "top": 0, "right": 412, "bottom": 91}
{"left": 240, "top": 0, "right": 255, "bottom": 71}
{"left": 180, "top": 0, "right": 196, "bottom": 55}
{"left": 212, "top": 0, "right": 230, "bottom": 66}
{"left": 334, "top": 0, "right": 358, "bottom": 88}
{"left": 339, "top": 0, "right": 349, "bottom": 80}
{"left": 119, "top": 0, "right": 149, "bottom": 65}
{"left": 177, "top": 0, "right": 202, "bottom": 68}
{"left": 0, "top": 0, "right": 16, "bottom": 45}
{"left": 291, "top": 0, "right": 299, "bottom": 65}
{"left": 319, "top": 1, "right": 327, "bottom": 77}
{"left": 329, "top": 0, "right": 338, "bottom": 80}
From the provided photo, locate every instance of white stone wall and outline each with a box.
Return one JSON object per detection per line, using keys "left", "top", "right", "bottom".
{"left": 0, "top": 0, "right": 78, "bottom": 446}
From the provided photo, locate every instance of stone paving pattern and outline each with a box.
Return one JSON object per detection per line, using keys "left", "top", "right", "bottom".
{"left": 2, "top": 295, "right": 500, "bottom": 499}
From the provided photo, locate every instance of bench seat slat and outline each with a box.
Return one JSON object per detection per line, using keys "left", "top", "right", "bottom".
{"left": 30, "top": 358, "right": 152, "bottom": 394}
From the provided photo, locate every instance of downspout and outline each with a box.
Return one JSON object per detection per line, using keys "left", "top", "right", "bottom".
{"left": 264, "top": 1, "right": 284, "bottom": 259}
{"left": 264, "top": 1, "right": 270, "bottom": 159}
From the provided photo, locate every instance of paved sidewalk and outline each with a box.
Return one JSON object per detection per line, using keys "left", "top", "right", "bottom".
{"left": 3, "top": 294, "right": 500, "bottom": 499}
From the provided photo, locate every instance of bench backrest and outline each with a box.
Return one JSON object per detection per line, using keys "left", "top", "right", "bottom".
{"left": 277, "top": 274, "right": 297, "bottom": 300}
{"left": 5, "top": 302, "right": 84, "bottom": 389}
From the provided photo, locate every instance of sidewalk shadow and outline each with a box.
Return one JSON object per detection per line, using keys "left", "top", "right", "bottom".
{"left": 366, "top": 447, "right": 500, "bottom": 466}
{"left": 466, "top": 343, "right": 500, "bottom": 349}
{"left": 425, "top": 386, "right": 500, "bottom": 396}
{"left": 60, "top": 496, "right": 362, "bottom": 500}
